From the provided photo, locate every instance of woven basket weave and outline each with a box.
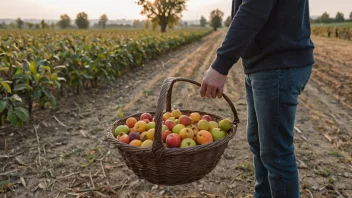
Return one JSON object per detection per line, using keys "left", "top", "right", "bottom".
{"left": 107, "top": 77, "right": 239, "bottom": 186}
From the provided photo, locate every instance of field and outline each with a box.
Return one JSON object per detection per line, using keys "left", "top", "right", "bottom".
{"left": 0, "top": 30, "right": 352, "bottom": 198}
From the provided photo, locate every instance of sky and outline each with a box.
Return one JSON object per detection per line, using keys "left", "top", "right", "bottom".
{"left": 0, "top": 0, "right": 351, "bottom": 20}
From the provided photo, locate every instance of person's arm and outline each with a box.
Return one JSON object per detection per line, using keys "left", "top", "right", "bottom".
{"left": 211, "top": 0, "right": 276, "bottom": 75}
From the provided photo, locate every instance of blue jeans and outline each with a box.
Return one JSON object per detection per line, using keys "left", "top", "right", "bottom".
{"left": 245, "top": 65, "right": 312, "bottom": 198}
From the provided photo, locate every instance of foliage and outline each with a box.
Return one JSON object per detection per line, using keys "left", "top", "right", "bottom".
{"left": 41, "top": 20, "right": 49, "bottom": 29}
{"left": 224, "top": 16, "right": 231, "bottom": 28}
{"left": 16, "top": 18, "right": 24, "bottom": 29}
{"left": 312, "top": 25, "right": 352, "bottom": 41}
{"left": 137, "top": 0, "right": 187, "bottom": 32}
{"left": 0, "top": 29, "right": 211, "bottom": 127}
{"left": 311, "top": 11, "right": 352, "bottom": 24}
{"left": 99, "top": 14, "right": 108, "bottom": 29}
{"left": 350, "top": 11, "right": 352, "bottom": 20}
{"left": 76, "top": 12, "right": 90, "bottom": 29}
{"left": 335, "top": 12, "right": 345, "bottom": 23}
{"left": 200, "top": 16, "right": 207, "bottom": 27}
{"left": 210, "top": 9, "right": 224, "bottom": 31}
{"left": 59, "top": 14, "right": 71, "bottom": 29}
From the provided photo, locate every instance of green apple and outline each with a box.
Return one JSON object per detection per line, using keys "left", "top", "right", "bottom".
{"left": 208, "top": 121, "right": 219, "bottom": 131}
{"left": 114, "top": 125, "right": 129, "bottom": 137}
{"left": 211, "top": 128, "right": 227, "bottom": 141}
{"left": 180, "top": 138, "right": 197, "bottom": 148}
{"left": 147, "top": 122, "right": 155, "bottom": 130}
{"left": 219, "top": 119, "right": 232, "bottom": 131}
{"left": 172, "top": 124, "right": 185, "bottom": 134}
{"left": 168, "top": 117, "right": 176, "bottom": 122}
{"left": 162, "top": 125, "right": 169, "bottom": 133}
{"left": 197, "top": 119, "right": 209, "bottom": 130}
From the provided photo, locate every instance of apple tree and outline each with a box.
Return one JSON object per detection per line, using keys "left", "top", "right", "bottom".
{"left": 137, "top": 0, "right": 187, "bottom": 32}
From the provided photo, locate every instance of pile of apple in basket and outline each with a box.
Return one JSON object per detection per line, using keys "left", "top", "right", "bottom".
{"left": 113, "top": 110, "right": 232, "bottom": 148}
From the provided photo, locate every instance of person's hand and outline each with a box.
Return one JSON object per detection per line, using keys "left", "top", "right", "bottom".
{"left": 200, "top": 67, "right": 227, "bottom": 99}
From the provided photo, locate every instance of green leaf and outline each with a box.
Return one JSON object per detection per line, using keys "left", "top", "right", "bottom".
{"left": 29, "top": 61, "right": 37, "bottom": 76}
{"left": 7, "top": 108, "right": 18, "bottom": 126}
{"left": 14, "top": 84, "right": 31, "bottom": 92}
{"left": 1, "top": 82, "right": 12, "bottom": 93}
{"left": 14, "top": 107, "right": 29, "bottom": 122}
{"left": 0, "top": 67, "right": 9, "bottom": 72}
{"left": 0, "top": 101, "right": 6, "bottom": 113}
{"left": 57, "top": 77, "right": 66, "bottom": 82}
{"left": 1, "top": 115, "right": 5, "bottom": 125}
{"left": 39, "top": 66, "right": 51, "bottom": 73}
{"left": 32, "top": 88, "right": 42, "bottom": 99}
{"left": 49, "top": 95, "right": 56, "bottom": 107}
{"left": 53, "top": 65, "right": 66, "bottom": 70}
{"left": 11, "top": 94, "right": 23, "bottom": 102}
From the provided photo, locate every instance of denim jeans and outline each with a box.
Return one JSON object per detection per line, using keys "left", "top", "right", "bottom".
{"left": 245, "top": 65, "right": 312, "bottom": 198}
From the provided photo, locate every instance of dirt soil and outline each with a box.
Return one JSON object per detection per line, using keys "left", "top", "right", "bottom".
{"left": 0, "top": 32, "right": 351, "bottom": 198}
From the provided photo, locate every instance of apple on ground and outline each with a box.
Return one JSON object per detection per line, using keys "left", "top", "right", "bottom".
{"left": 219, "top": 119, "right": 232, "bottom": 131}
{"left": 166, "top": 133, "right": 181, "bottom": 148}
{"left": 172, "top": 124, "right": 186, "bottom": 134}
{"left": 141, "top": 140, "right": 153, "bottom": 148}
{"left": 196, "top": 130, "right": 213, "bottom": 145}
{"left": 165, "top": 120, "right": 176, "bottom": 130}
{"left": 140, "top": 113, "right": 153, "bottom": 121}
{"left": 179, "top": 115, "right": 192, "bottom": 126}
{"left": 147, "top": 122, "right": 155, "bottom": 130}
{"left": 129, "top": 132, "right": 141, "bottom": 141}
{"left": 180, "top": 138, "right": 197, "bottom": 148}
{"left": 171, "top": 110, "right": 182, "bottom": 118}
{"left": 189, "top": 112, "right": 201, "bottom": 123}
{"left": 118, "top": 133, "right": 130, "bottom": 144}
{"left": 179, "top": 128, "right": 195, "bottom": 139}
{"left": 201, "top": 115, "right": 212, "bottom": 122}
{"left": 211, "top": 128, "right": 227, "bottom": 141}
{"left": 126, "top": 117, "right": 137, "bottom": 128}
{"left": 162, "top": 130, "right": 171, "bottom": 142}
{"left": 114, "top": 125, "right": 129, "bottom": 137}
{"left": 197, "top": 120, "right": 210, "bottom": 131}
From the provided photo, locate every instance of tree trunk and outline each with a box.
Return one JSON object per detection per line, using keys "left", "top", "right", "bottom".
{"left": 159, "top": 17, "right": 168, "bottom": 33}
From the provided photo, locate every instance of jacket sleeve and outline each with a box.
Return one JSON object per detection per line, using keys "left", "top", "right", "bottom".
{"left": 211, "top": 0, "right": 276, "bottom": 75}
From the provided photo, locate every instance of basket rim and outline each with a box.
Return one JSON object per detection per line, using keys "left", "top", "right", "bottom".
{"left": 106, "top": 110, "right": 238, "bottom": 156}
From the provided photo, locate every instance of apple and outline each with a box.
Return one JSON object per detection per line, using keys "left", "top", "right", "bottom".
{"left": 166, "top": 133, "right": 181, "bottom": 148}
{"left": 162, "top": 125, "right": 169, "bottom": 133}
{"left": 179, "top": 128, "right": 194, "bottom": 139}
{"left": 114, "top": 125, "right": 129, "bottom": 137}
{"left": 180, "top": 138, "right": 197, "bottom": 148}
{"left": 141, "top": 140, "right": 153, "bottom": 148}
{"left": 129, "top": 139, "right": 142, "bottom": 147}
{"left": 211, "top": 128, "right": 227, "bottom": 141}
{"left": 201, "top": 115, "right": 212, "bottom": 122}
{"left": 143, "top": 119, "right": 151, "bottom": 124}
{"left": 189, "top": 112, "right": 201, "bottom": 123}
{"left": 171, "top": 110, "right": 182, "bottom": 118}
{"left": 140, "top": 113, "right": 153, "bottom": 121}
{"left": 187, "top": 124, "right": 199, "bottom": 134}
{"left": 140, "top": 132, "right": 148, "bottom": 141}
{"left": 209, "top": 121, "right": 219, "bottom": 131}
{"left": 162, "top": 130, "right": 171, "bottom": 142}
{"left": 147, "top": 129, "right": 155, "bottom": 140}
{"left": 179, "top": 115, "right": 192, "bottom": 127}
{"left": 163, "top": 112, "right": 173, "bottom": 121}
{"left": 117, "top": 133, "right": 130, "bottom": 144}
{"left": 134, "top": 121, "right": 147, "bottom": 133}
{"left": 172, "top": 124, "right": 186, "bottom": 134}
{"left": 147, "top": 122, "right": 155, "bottom": 130}
{"left": 165, "top": 120, "right": 176, "bottom": 130}
{"left": 175, "top": 119, "right": 179, "bottom": 124}
{"left": 126, "top": 117, "right": 137, "bottom": 128}
{"left": 168, "top": 117, "right": 176, "bottom": 122}
{"left": 129, "top": 132, "right": 141, "bottom": 141}
{"left": 197, "top": 120, "right": 209, "bottom": 131}
{"left": 196, "top": 130, "right": 213, "bottom": 145}
{"left": 219, "top": 119, "right": 232, "bottom": 131}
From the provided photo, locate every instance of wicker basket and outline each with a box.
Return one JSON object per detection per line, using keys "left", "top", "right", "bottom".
{"left": 107, "top": 77, "right": 239, "bottom": 186}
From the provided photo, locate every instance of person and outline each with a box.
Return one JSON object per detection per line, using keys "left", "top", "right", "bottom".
{"left": 200, "top": 0, "right": 315, "bottom": 198}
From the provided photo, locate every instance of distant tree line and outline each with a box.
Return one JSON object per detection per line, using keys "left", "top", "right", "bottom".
{"left": 311, "top": 11, "right": 352, "bottom": 24}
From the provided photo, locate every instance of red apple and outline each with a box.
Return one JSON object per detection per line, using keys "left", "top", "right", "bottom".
{"left": 179, "top": 115, "right": 192, "bottom": 126}
{"left": 162, "top": 130, "right": 171, "bottom": 142}
{"left": 201, "top": 115, "right": 212, "bottom": 122}
{"left": 140, "top": 113, "right": 153, "bottom": 121}
{"left": 166, "top": 133, "right": 181, "bottom": 148}
{"left": 143, "top": 119, "right": 150, "bottom": 124}
{"left": 118, "top": 133, "right": 130, "bottom": 144}
{"left": 165, "top": 120, "right": 176, "bottom": 130}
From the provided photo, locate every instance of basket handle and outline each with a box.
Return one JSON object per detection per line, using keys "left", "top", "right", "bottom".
{"left": 152, "top": 77, "right": 240, "bottom": 153}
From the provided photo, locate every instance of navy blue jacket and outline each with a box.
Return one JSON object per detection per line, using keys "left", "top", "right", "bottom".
{"left": 211, "top": 0, "right": 315, "bottom": 75}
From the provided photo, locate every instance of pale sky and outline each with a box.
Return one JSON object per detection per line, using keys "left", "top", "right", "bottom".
{"left": 0, "top": 0, "right": 351, "bottom": 20}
